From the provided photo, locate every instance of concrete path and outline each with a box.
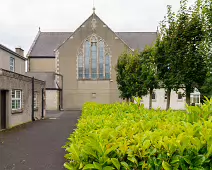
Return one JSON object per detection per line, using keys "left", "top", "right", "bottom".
{"left": 0, "top": 111, "right": 81, "bottom": 170}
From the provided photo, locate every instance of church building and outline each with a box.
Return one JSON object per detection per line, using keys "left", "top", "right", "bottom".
{"left": 27, "top": 9, "right": 157, "bottom": 110}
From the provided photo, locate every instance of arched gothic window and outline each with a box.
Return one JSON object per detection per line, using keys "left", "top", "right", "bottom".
{"left": 77, "top": 34, "right": 111, "bottom": 80}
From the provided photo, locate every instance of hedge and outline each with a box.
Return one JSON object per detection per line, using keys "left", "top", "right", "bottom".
{"left": 63, "top": 98, "right": 212, "bottom": 170}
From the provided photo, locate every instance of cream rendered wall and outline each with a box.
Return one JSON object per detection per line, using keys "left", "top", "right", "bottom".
{"left": 29, "top": 58, "right": 55, "bottom": 72}
{"left": 46, "top": 90, "right": 59, "bottom": 110}
{"left": 58, "top": 13, "right": 128, "bottom": 109}
{"left": 141, "top": 88, "right": 186, "bottom": 110}
{"left": 0, "top": 48, "right": 25, "bottom": 74}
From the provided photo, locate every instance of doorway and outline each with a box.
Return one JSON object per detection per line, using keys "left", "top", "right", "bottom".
{"left": 0, "top": 90, "right": 7, "bottom": 130}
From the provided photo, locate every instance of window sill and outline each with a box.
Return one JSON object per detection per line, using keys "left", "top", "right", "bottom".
{"left": 177, "top": 99, "right": 183, "bottom": 102}
{"left": 11, "top": 109, "right": 23, "bottom": 114}
{"left": 152, "top": 99, "right": 157, "bottom": 102}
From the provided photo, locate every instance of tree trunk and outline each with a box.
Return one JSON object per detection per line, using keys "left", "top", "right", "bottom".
{"left": 149, "top": 88, "right": 153, "bottom": 109}
{"left": 186, "top": 86, "right": 191, "bottom": 106}
{"left": 126, "top": 98, "right": 129, "bottom": 103}
{"left": 166, "top": 89, "right": 171, "bottom": 110}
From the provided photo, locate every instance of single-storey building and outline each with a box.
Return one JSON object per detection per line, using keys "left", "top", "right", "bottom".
{"left": 0, "top": 44, "right": 45, "bottom": 130}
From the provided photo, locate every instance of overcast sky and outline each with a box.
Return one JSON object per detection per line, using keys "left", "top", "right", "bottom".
{"left": 0, "top": 0, "right": 196, "bottom": 55}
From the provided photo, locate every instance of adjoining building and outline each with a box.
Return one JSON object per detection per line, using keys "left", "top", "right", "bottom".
{"left": 0, "top": 44, "right": 45, "bottom": 130}
{"left": 26, "top": 9, "right": 200, "bottom": 110}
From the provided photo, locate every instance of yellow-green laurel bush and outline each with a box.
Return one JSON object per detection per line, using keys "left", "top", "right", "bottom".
{"left": 64, "top": 99, "right": 212, "bottom": 170}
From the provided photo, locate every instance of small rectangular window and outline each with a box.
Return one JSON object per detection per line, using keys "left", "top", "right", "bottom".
{"left": 11, "top": 90, "right": 22, "bottom": 110}
{"left": 164, "top": 91, "right": 167, "bottom": 100}
{"left": 178, "top": 92, "right": 183, "bottom": 100}
{"left": 152, "top": 92, "right": 156, "bottom": 100}
{"left": 10, "top": 57, "right": 15, "bottom": 72}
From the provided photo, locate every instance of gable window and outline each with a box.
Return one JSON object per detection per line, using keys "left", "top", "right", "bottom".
{"left": 11, "top": 90, "right": 22, "bottom": 110}
{"left": 77, "top": 34, "right": 111, "bottom": 80}
{"left": 10, "top": 57, "right": 15, "bottom": 72}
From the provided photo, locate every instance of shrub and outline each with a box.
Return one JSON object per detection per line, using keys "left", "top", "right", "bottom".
{"left": 63, "top": 100, "right": 212, "bottom": 170}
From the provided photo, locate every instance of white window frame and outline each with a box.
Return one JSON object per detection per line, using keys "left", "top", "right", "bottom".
{"left": 10, "top": 57, "right": 15, "bottom": 72}
{"left": 11, "top": 90, "right": 22, "bottom": 110}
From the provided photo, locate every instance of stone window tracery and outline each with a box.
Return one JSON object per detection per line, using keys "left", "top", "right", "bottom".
{"left": 77, "top": 34, "right": 111, "bottom": 80}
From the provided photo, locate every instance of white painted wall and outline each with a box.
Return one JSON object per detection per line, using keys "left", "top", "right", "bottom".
{"left": 141, "top": 88, "right": 186, "bottom": 110}
{"left": 46, "top": 90, "right": 59, "bottom": 110}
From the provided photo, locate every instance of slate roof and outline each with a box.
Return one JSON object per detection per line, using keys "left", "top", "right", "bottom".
{"left": 25, "top": 72, "right": 57, "bottom": 88}
{"left": 0, "top": 44, "right": 26, "bottom": 60}
{"left": 116, "top": 32, "right": 157, "bottom": 51}
{"left": 28, "top": 32, "right": 73, "bottom": 57}
{"left": 28, "top": 31, "right": 157, "bottom": 58}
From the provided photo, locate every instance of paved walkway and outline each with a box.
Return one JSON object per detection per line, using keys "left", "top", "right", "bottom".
{"left": 0, "top": 111, "right": 81, "bottom": 170}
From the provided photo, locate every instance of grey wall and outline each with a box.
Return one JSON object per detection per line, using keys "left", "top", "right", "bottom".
{"left": 58, "top": 13, "right": 128, "bottom": 109}
{"left": 0, "top": 70, "right": 45, "bottom": 128}
{"left": 0, "top": 48, "right": 25, "bottom": 74}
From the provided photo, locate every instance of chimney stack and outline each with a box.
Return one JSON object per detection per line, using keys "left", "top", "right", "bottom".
{"left": 15, "top": 47, "right": 24, "bottom": 57}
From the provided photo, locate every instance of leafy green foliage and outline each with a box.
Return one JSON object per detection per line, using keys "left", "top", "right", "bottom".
{"left": 115, "top": 51, "right": 132, "bottom": 100}
{"left": 64, "top": 101, "right": 212, "bottom": 169}
{"left": 174, "top": 0, "right": 208, "bottom": 105}
{"left": 140, "top": 46, "right": 159, "bottom": 109}
{"left": 155, "top": 5, "right": 180, "bottom": 110}
{"left": 116, "top": 50, "right": 148, "bottom": 100}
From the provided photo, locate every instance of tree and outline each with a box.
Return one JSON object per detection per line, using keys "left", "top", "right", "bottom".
{"left": 116, "top": 51, "right": 132, "bottom": 101}
{"left": 200, "top": 0, "right": 212, "bottom": 99}
{"left": 173, "top": 0, "right": 207, "bottom": 105}
{"left": 155, "top": 5, "right": 179, "bottom": 110}
{"left": 140, "top": 46, "right": 159, "bottom": 109}
{"left": 116, "top": 50, "right": 147, "bottom": 102}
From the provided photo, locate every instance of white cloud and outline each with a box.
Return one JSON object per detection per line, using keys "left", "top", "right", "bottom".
{"left": 0, "top": 0, "right": 196, "bottom": 54}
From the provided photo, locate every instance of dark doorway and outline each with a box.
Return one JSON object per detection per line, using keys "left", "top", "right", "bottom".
{"left": 0, "top": 90, "right": 7, "bottom": 130}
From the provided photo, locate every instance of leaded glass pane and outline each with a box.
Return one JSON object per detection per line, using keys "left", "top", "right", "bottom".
{"left": 84, "top": 41, "right": 90, "bottom": 79}
{"left": 91, "top": 42, "right": 97, "bottom": 79}
{"left": 99, "top": 41, "right": 104, "bottom": 79}
{"left": 78, "top": 55, "right": 83, "bottom": 79}
{"left": 105, "top": 55, "right": 110, "bottom": 79}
